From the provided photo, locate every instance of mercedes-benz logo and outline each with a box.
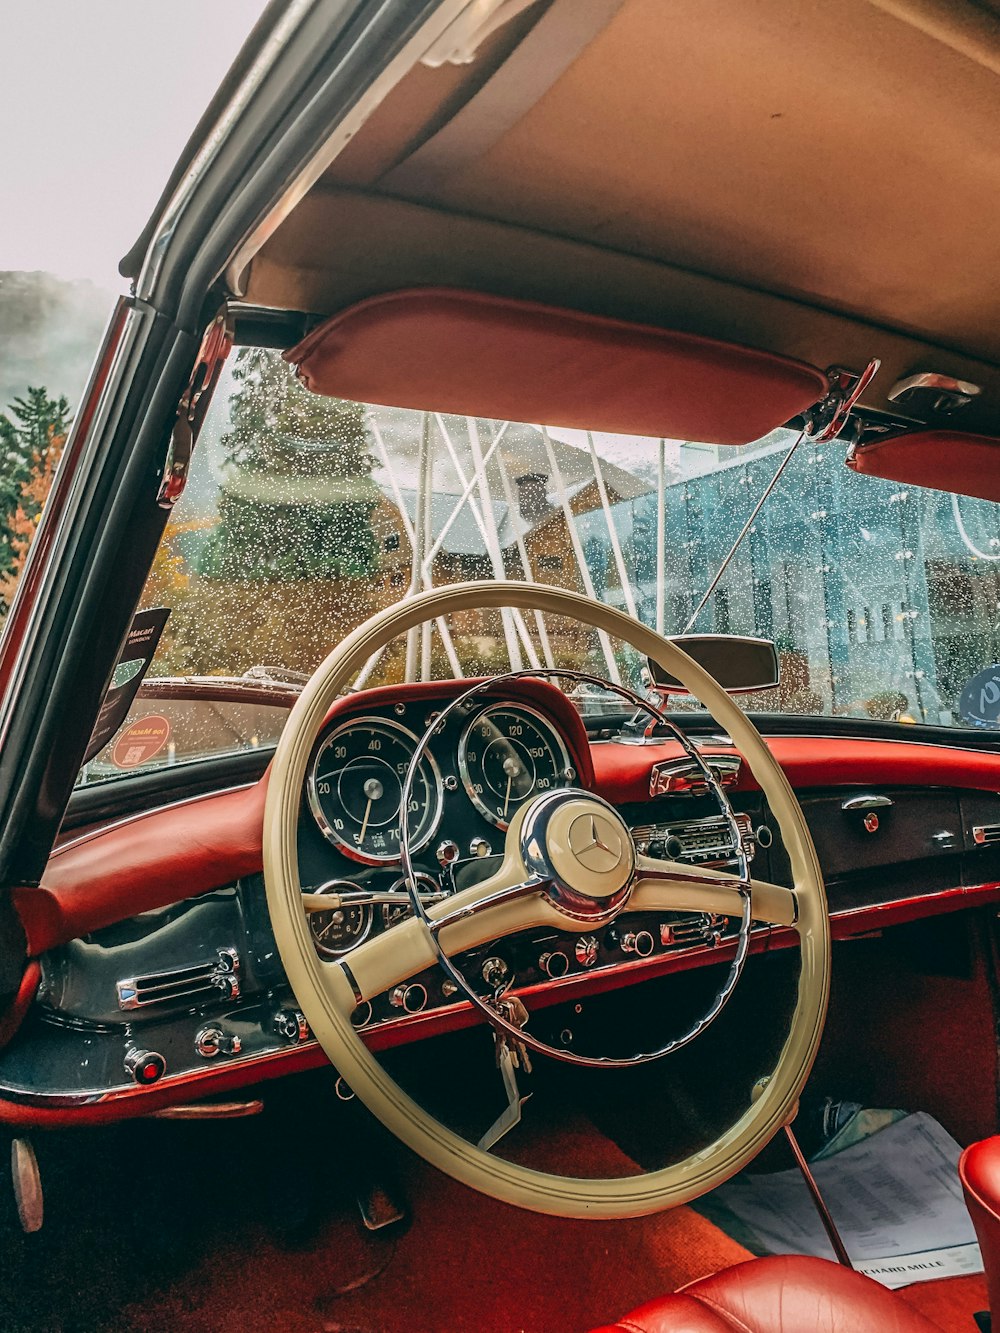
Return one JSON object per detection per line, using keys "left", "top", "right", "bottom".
{"left": 568, "top": 811, "right": 623, "bottom": 872}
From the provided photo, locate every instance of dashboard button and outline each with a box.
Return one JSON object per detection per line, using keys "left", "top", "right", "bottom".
{"left": 539, "top": 950, "right": 569, "bottom": 979}
{"left": 124, "top": 1049, "right": 166, "bottom": 1085}
{"left": 272, "top": 1010, "right": 310, "bottom": 1044}
{"left": 436, "top": 840, "right": 459, "bottom": 866}
{"left": 621, "top": 930, "right": 655, "bottom": 957}
{"left": 391, "top": 983, "right": 428, "bottom": 1014}
{"left": 574, "top": 936, "right": 599, "bottom": 968}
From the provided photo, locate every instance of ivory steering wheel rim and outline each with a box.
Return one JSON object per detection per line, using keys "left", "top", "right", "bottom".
{"left": 263, "top": 581, "right": 830, "bottom": 1219}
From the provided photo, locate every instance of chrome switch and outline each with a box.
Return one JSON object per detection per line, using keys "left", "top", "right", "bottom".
{"left": 195, "top": 1026, "right": 243, "bottom": 1058}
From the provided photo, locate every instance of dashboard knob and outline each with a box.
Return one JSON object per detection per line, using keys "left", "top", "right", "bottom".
{"left": 212, "top": 973, "right": 241, "bottom": 1001}
{"left": 436, "top": 840, "right": 459, "bottom": 866}
{"left": 124, "top": 1049, "right": 166, "bottom": 1085}
{"left": 391, "top": 983, "right": 428, "bottom": 1014}
{"left": 272, "top": 1010, "right": 309, "bottom": 1044}
{"left": 574, "top": 936, "right": 599, "bottom": 968}
{"left": 481, "top": 956, "right": 509, "bottom": 989}
{"left": 621, "top": 930, "right": 655, "bottom": 957}
{"left": 195, "top": 1026, "right": 243, "bottom": 1058}
{"left": 664, "top": 835, "right": 684, "bottom": 860}
{"left": 539, "top": 950, "right": 569, "bottom": 979}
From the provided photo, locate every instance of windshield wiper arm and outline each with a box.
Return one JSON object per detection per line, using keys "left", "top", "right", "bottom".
{"left": 682, "top": 429, "right": 806, "bottom": 633}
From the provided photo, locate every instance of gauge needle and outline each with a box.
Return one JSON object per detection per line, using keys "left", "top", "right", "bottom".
{"left": 358, "top": 776, "right": 383, "bottom": 845}
{"left": 358, "top": 797, "right": 373, "bottom": 846}
{"left": 501, "top": 756, "right": 519, "bottom": 817}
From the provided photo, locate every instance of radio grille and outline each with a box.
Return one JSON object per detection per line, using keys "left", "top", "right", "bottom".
{"left": 631, "top": 811, "right": 754, "bottom": 864}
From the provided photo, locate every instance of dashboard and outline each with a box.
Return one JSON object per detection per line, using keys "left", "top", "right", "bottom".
{"left": 3, "top": 678, "right": 1000, "bottom": 1124}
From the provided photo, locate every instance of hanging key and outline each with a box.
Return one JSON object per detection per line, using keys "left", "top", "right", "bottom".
{"left": 497, "top": 994, "right": 533, "bottom": 1074}
{"left": 478, "top": 995, "right": 534, "bottom": 1151}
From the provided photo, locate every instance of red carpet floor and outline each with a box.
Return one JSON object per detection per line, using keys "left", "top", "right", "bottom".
{"left": 115, "top": 1120, "right": 752, "bottom": 1333}
{"left": 103, "top": 1116, "right": 988, "bottom": 1333}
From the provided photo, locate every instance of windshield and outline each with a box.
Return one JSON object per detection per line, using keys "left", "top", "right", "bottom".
{"left": 80, "top": 348, "right": 1000, "bottom": 783}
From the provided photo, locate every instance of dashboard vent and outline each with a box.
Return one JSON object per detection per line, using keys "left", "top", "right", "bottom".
{"left": 973, "top": 824, "right": 1000, "bottom": 846}
{"left": 116, "top": 948, "right": 240, "bottom": 1011}
{"left": 660, "top": 913, "right": 726, "bottom": 948}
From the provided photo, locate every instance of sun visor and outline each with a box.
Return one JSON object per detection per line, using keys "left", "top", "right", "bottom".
{"left": 847, "top": 430, "right": 1000, "bottom": 503}
{"left": 285, "top": 289, "right": 828, "bottom": 445}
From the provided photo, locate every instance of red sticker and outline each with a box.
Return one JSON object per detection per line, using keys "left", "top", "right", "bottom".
{"left": 111, "top": 715, "right": 171, "bottom": 768}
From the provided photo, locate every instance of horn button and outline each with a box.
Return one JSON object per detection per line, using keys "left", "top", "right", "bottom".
{"left": 520, "top": 791, "right": 636, "bottom": 922}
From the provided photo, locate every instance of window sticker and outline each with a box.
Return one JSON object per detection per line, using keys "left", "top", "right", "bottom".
{"left": 111, "top": 715, "right": 171, "bottom": 768}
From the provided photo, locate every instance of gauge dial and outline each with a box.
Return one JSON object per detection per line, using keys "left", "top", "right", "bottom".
{"left": 307, "top": 880, "right": 372, "bottom": 958}
{"left": 459, "top": 704, "right": 572, "bottom": 829}
{"left": 308, "top": 717, "right": 441, "bottom": 864}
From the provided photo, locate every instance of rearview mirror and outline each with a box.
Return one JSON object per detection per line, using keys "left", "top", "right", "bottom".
{"left": 647, "top": 635, "right": 780, "bottom": 694}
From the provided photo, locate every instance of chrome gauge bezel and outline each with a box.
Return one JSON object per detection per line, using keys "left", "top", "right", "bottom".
{"left": 307, "top": 715, "right": 443, "bottom": 865}
{"left": 457, "top": 701, "right": 573, "bottom": 829}
{"left": 306, "top": 879, "right": 374, "bottom": 959}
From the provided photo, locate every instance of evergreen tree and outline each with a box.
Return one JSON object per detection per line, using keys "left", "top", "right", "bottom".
{"left": 198, "top": 350, "right": 379, "bottom": 580}
{"left": 0, "top": 423, "right": 67, "bottom": 609}
{"left": 0, "top": 387, "right": 71, "bottom": 582}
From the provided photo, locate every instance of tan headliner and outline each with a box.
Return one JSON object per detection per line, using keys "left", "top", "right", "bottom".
{"left": 245, "top": 0, "right": 1000, "bottom": 429}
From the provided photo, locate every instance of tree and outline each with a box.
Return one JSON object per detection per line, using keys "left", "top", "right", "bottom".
{"left": 219, "top": 348, "right": 372, "bottom": 476}
{"left": 0, "top": 421, "right": 66, "bottom": 609}
{"left": 0, "top": 387, "right": 71, "bottom": 583}
{"left": 198, "top": 349, "right": 379, "bottom": 581}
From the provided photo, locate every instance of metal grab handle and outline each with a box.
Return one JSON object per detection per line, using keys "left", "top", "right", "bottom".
{"left": 840, "top": 794, "right": 894, "bottom": 812}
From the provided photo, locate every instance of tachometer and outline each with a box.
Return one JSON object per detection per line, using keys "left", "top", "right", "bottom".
{"left": 458, "top": 703, "right": 572, "bottom": 829}
{"left": 308, "top": 717, "right": 441, "bottom": 864}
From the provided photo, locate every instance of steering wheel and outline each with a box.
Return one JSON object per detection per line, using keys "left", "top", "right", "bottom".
{"left": 264, "top": 582, "right": 830, "bottom": 1219}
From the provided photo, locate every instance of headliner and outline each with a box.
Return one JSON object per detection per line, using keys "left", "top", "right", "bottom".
{"left": 242, "top": 0, "right": 1000, "bottom": 430}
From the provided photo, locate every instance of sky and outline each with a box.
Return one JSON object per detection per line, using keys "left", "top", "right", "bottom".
{"left": 1, "top": 1, "right": 269, "bottom": 292}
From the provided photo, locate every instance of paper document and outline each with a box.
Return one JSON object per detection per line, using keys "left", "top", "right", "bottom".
{"left": 710, "top": 1112, "right": 983, "bottom": 1288}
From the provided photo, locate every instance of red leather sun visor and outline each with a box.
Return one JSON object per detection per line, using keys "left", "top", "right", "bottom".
{"left": 848, "top": 430, "right": 1000, "bottom": 503}
{"left": 285, "top": 289, "right": 828, "bottom": 445}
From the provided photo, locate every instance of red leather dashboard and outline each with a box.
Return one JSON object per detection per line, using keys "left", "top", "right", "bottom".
{"left": 16, "top": 677, "right": 594, "bottom": 957}
{"left": 592, "top": 734, "right": 1000, "bottom": 802}
{"left": 13, "top": 719, "right": 1000, "bottom": 959}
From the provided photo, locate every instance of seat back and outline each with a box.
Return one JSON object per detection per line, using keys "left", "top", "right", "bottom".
{"left": 960, "top": 1137, "right": 1000, "bottom": 1318}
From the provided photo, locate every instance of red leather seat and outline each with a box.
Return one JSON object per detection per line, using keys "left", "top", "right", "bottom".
{"left": 587, "top": 1255, "right": 941, "bottom": 1331}
{"left": 960, "top": 1135, "right": 1000, "bottom": 1320}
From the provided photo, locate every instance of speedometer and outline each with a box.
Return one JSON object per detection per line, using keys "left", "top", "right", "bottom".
{"left": 307, "top": 717, "right": 441, "bottom": 864}
{"left": 458, "top": 704, "right": 572, "bottom": 829}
